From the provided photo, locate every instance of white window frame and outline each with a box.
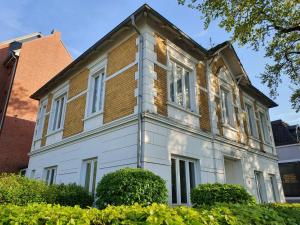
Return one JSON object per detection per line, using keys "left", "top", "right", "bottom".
{"left": 81, "top": 158, "right": 98, "bottom": 195}
{"left": 48, "top": 86, "right": 68, "bottom": 133}
{"left": 168, "top": 59, "right": 196, "bottom": 112}
{"left": 44, "top": 166, "right": 57, "bottom": 185}
{"left": 35, "top": 99, "right": 47, "bottom": 140}
{"left": 259, "top": 111, "right": 270, "bottom": 144}
{"left": 245, "top": 102, "right": 258, "bottom": 138}
{"left": 220, "top": 87, "right": 235, "bottom": 127}
{"left": 87, "top": 68, "right": 105, "bottom": 116}
{"left": 30, "top": 170, "right": 36, "bottom": 179}
{"left": 171, "top": 156, "right": 197, "bottom": 205}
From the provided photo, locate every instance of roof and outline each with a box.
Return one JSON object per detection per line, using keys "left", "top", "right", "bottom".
{"left": 271, "top": 120, "right": 300, "bottom": 146}
{"left": 0, "top": 32, "right": 42, "bottom": 47}
{"left": 30, "top": 4, "right": 277, "bottom": 109}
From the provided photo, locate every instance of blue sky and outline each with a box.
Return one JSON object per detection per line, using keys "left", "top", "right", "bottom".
{"left": 0, "top": 0, "right": 298, "bottom": 124}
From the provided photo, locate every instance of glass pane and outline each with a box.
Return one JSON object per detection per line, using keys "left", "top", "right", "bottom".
{"left": 270, "top": 175, "right": 277, "bottom": 202}
{"left": 189, "top": 162, "right": 195, "bottom": 190}
{"left": 92, "top": 76, "right": 99, "bottom": 113}
{"left": 46, "top": 170, "right": 50, "bottom": 184}
{"left": 53, "top": 100, "right": 60, "bottom": 130}
{"left": 57, "top": 96, "right": 64, "bottom": 129}
{"left": 98, "top": 74, "right": 104, "bottom": 111}
{"left": 176, "top": 66, "right": 183, "bottom": 106}
{"left": 170, "top": 64, "right": 175, "bottom": 102}
{"left": 184, "top": 72, "right": 190, "bottom": 109}
{"left": 92, "top": 160, "right": 97, "bottom": 195}
{"left": 50, "top": 169, "right": 55, "bottom": 185}
{"left": 171, "top": 158, "right": 177, "bottom": 204}
{"left": 179, "top": 160, "right": 187, "bottom": 203}
{"left": 85, "top": 162, "right": 91, "bottom": 191}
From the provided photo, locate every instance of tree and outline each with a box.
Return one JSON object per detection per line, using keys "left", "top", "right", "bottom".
{"left": 178, "top": 0, "right": 300, "bottom": 111}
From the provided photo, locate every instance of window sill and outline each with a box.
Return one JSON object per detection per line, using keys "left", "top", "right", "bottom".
{"left": 167, "top": 101, "right": 200, "bottom": 118}
{"left": 222, "top": 123, "right": 238, "bottom": 132}
{"left": 46, "top": 128, "right": 64, "bottom": 137}
{"left": 83, "top": 111, "right": 103, "bottom": 121}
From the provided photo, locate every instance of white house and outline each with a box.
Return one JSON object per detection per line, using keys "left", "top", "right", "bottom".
{"left": 27, "top": 4, "right": 285, "bottom": 204}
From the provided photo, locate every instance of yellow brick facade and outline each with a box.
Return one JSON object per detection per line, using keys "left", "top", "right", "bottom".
{"left": 154, "top": 64, "right": 168, "bottom": 116}
{"left": 68, "top": 69, "right": 89, "bottom": 99}
{"left": 103, "top": 65, "right": 138, "bottom": 123}
{"left": 63, "top": 94, "right": 86, "bottom": 138}
{"left": 154, "top": 34, "right": 167, "bottom": 65}
{"left": 106, "top": 34, "right": 138, "bottom": 76}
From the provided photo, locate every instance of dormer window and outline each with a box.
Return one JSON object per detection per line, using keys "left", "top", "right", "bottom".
{"left": 169, "top": 61, "right": 192, "bottom": 110}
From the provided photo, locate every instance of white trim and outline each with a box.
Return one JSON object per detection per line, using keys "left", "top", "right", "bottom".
{"left": 278, "top": 159, "right": 300, "bottom": 163}
{"left": 67, "top": 90, "right": 87, "bottom": 103}
{"left": 276, "top": 143, "right": 300, "bottom": 148}
{"left": 167, "top": 101, "right": 200, "bottom": 117}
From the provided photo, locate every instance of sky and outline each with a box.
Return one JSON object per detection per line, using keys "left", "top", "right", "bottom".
{"left": 0, "top": 0, "right": 298, "bottom": 124}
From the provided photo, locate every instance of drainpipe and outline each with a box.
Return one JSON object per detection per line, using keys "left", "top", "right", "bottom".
{"left": 206, "top": 59, "right": 218, "bottom": 182}
{"left": 131, "top": 15, "right": 144, "bottom": 168}
{"left": 0, "top": 53, "right": 18, "bottom": 133}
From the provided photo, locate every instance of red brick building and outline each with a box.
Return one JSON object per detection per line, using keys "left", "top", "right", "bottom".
{"left": 0, "top": 31, "right": 72, "bottom": 173}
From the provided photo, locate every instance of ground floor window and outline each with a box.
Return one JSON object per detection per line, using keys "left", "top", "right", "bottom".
{"left": 171, "top": 156, "right": 196, "bottom": 205}
{"left": 269, "top": 174, "right": 279, "bottom": 202}
{"left": 254, "top": 171, "right": 267, "bottom": 203}
{"left": 44, "top": 166, "right": 57, "bottom": 185}
{"left": 82, "top": 158, "right": 97, "bottom": 195}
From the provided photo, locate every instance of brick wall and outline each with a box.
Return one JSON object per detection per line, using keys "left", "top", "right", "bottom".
{"left": 196, "top": 63, "right": 211, "bottom": 132}
{"left": 154, "top": 64, "right": 168, "bottom": 116}
{"left": 106, "top": 34, "right": 137, "bottom": 76}
{"left": 68, "top": 69, "right": 89, "bottom": 99}
{"left": 104, "top": 65, "right": 138, "bottom": 123}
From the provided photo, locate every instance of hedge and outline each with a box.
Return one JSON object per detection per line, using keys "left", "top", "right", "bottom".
{"left": 0, "top": 174, "right": 93, "bottom": 207}
{"left": 96, "top": 168, "right": 168, "bottom": 208}
{"left": 0, "top": 203, "right": 299, "bottom": 225}
{"left": 191, "top": 183, "right": 256, "bottom": 206}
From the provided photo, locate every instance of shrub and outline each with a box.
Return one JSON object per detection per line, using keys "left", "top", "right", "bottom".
{"left": 0, "top": 203, "right": 299, "bottom": 224}
{"left": 96, "top": 168, "right": 168, "bottom": 208}
{"left": 191, "top": 183, "right": 256, "bottom": 207}
{"left": 50, "top": 183, "right": 94, "bottom": 208}
{"left": 0, "top": 173, "right": 49, "bottom": 205}
{"left": 0, "top": 174, "right": 94, "bottom": 207}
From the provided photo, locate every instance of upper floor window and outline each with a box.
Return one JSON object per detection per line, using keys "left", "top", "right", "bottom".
{"left": 220, "top": 88, "right": 234, "bottom": 126}
{"left": 259, "top": 111, "right": 270, "bottom": 143}
{"left": 51, "top": 93, "right": 67, "bottom": 131}
{"left": 169, "top": 61, "right": 192, "bottom": 110}
{"left": 35, "top": 100, "right": 47, "bottom": 139}
{"left": 90, "top": 69, "right": 105, "bottom": 113}
{"left": 245, "top": 103, "right": 258, "bottom": 138}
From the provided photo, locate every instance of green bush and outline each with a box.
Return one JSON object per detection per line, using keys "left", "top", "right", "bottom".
{"left": 50, "top": 183, "right": 94, "bottom": 208}
{"left": 191, "top": 183, "right": 256, "bottom": 207}
{"left": 0, "top": 174, "right": 94, "bottom": 207}
{"left": 0, "top": 203, "right": 299, "bottom": 224}
{"left": 0, "top": 173, "right": 49, "bottom": 205}
{"left": 96, "top": 168, "right": 168, "bottom": 208}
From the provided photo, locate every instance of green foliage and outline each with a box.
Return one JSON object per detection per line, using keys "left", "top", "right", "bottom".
{"left": 48, "top": 183, "right": 94, "bottom": 208}
{"left": 266, "top": 203, "right": 300, "bottom": 224}
{"left": 96, "top": 168, "right": 168, "bottom": 208}
{"left": 0, "top": 174, "right": 94, "bottom": 207}
{"left": 191, "top": 183, "right": 256, "bottom": 206}
{"left": 0, "top": 173, "right": 49, "bottom": 205}
{"left": 179, "top": 0, "right": 300, "bottom": 111}
{"left": 0, "top": 203, "right": 299, "bottom": 225}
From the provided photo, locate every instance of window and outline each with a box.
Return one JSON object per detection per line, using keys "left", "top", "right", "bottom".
{"left": 245, "top": 103, "right": 258, "bottom": 138}
{"left": 90, "top": 69, "right": 105, "bottom": 114}
{"left": 171, "top": 157, "right": 196, "bottom": 204}
{"left": 169, "top": 61, "right": 192, "bottom": 110}
{"left": 254, "top": 171, "right": 267, "bottom": 203}
{"left": 259, "top": 112, "right": 270, "bottom": 143}
{"left": 30, "top": 170, "right": 36, "bottom": 179}
{"left": 44, "top": 166, "right": 57, "bottom": 185}
{"left": 220, "top": 88, "right": 234, "bottom": 126}
{"left": 269, "top": 174, "right": 279, "bottom": 202}
{"left": 35, "top": 100, "right": 47, "bottom": 139}
{"left": 82, "top": 158, "right": 97, "bottom": 195}
{"left": 51, "top": 93, "right": 67, "bottom": 131}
